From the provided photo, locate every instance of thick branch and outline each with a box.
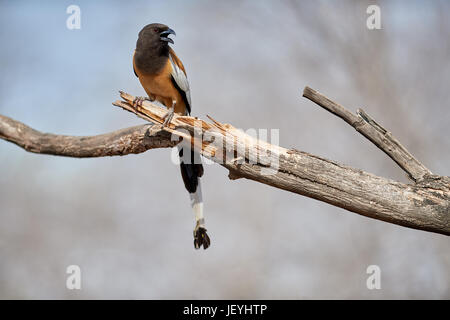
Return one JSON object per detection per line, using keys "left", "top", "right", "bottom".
{"left": 0, "top": 89, "right": 448, "bottom": 237}
{"left": 111, "top": 91, "right": 449, "bottom": 236}
{"left": 0, "top": 114, "right": 175, "bottom": 157}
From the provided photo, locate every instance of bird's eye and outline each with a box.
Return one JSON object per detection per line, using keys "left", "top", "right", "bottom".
{"left": 153, "top": 28, "right": 159, "bottom": 33}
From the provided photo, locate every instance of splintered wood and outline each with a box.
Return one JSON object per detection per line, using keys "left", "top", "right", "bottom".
{"left": 113, "top": 91, "right": 285, "bottom": 168}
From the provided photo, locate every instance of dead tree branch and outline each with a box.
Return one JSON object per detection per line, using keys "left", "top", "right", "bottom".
{"left": 0, "top": 114, "right": 176, "bottom": 157}
{"left": 302, "top": 87, "right": 432, "bottom": 182}
{"left": 1, "top": 88, "right": 449, "bottom": 236}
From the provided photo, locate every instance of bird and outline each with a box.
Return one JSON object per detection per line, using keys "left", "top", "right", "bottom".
{"left": 132, "top": 23, "right": 210, "bottom": 249}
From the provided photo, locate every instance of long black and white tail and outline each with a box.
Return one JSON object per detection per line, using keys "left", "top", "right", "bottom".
{"left": 178, "top": 145, "right": 210, "bottom": 249}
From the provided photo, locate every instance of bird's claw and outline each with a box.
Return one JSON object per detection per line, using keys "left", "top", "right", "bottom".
{"left": 132, "top": 96, "right": 151, "bottom": 109}
{"left": 162, "top": 107, "right": 175, "bottom": 127}
{"left": 193, "top": 225, "right": 211, "bottom": 250}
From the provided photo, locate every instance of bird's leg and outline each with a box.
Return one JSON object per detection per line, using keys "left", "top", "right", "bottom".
{"left": 162, "top": 100, "right": 176, "bottom": 127}
{"left": 193, "top": 218, "right": 211, "bottom": 250}
{"left": 132, "top": 95, "right": 155, "bottom": 108}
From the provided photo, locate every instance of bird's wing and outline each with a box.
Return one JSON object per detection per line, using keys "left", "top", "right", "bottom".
{"left": 169, "top": 48, "right": 192, "bottom": 114}
{"left": 132, "top": 51, "right": 138, "bottom": 77}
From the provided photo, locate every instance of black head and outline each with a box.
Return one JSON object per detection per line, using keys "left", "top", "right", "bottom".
{"left": 137, "top": 23, "right": 176, "bottom": 51}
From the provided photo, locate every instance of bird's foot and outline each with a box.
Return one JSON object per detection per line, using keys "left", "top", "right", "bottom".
{"left": 132, "top": 96, "right": 152, "bottom": 109}
{"left": 193, "top": 224, "right": 211, "bottom": 250}
{"left": 162, "top": 107, "right": 175, "bottom": 127}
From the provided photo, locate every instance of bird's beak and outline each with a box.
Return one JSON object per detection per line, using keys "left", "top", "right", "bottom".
{"left": 160, "top": 28, "right": 176, "bottom": 44}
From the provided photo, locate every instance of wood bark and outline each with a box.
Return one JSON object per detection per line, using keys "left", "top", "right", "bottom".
{"left": 0, "top": 115, "right": 175, "bottom": 157}
{"left": 0, "top": 88, "right": 448, "bottom": 236}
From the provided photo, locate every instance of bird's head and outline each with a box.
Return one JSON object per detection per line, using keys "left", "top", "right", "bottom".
{"left": 138, "top": 23, "right": 176, "bottom": 48}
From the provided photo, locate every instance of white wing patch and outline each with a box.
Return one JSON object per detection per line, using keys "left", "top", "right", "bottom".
{"left": 169, "top": 53, "right": 192, "bottom": 113}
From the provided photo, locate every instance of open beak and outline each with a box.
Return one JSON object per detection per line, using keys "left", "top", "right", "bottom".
{"left": 160, "top": 28, "right": 176, "bottom": 44}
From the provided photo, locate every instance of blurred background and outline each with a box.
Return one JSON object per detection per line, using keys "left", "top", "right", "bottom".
{"left": 0, "top": 0, "right": 449, "bottom": 299}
